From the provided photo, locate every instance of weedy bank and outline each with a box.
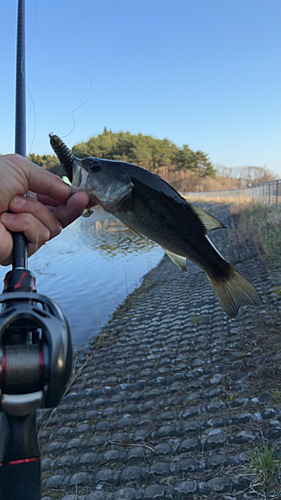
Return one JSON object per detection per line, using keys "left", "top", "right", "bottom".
{"left": 230, "top": 202, "right": 281, "bottom": 268}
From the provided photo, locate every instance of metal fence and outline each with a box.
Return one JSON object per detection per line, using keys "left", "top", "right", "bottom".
{"left": 183, "top": 179, "right": 281, "bottom": 206}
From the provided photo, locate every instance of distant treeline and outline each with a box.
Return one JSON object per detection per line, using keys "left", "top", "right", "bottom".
{"left": 28, "top": 128, "right": 216, "bottom": 180}
{"left": 72, "top": 128, "right": 216, "bottom": 178}
{"left": 28, "top": 152, "right": 64, "bottom": 177}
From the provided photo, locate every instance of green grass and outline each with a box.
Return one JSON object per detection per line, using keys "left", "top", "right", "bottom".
{"left": 241, "top": 446, "right": 281, "bottom": 493}
{"left": 189, "top": 315, "right": 202, "bottom": 324}
{"left": 270, "top": 389, "right": 281, "bottom": 404}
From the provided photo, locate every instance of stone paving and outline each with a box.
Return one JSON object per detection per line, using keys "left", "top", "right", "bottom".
{"left": 39, "top": 204, "right": 281, "bottom": 500}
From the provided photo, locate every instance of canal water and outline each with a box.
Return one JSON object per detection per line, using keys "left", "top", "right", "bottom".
{"left": 0, "top": 207, "right": 163, "bottom": 349}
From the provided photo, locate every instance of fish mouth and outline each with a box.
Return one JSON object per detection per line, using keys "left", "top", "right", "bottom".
{"left": 72, "top": 159, "right": 89, "bottom": 189}
{"left": 71, "top": 159, "right": 133, "bottom": 210}
{"left": 71, "top": 159, "right": 100, "bottom": 205}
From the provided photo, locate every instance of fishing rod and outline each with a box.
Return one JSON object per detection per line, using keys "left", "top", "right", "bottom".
{"left": 0, "top": 1, "right": 73, "bottom": 498}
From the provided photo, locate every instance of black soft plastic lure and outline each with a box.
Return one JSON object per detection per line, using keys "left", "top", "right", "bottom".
{"left": 49, "top": 133, "right": 75, "bottom": 182}
{"left": 49, "top": 133, "right": 93, "bottom": 217}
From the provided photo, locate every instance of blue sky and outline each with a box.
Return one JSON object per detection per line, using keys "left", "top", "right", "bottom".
{"left": 1, "top": 0, "right": 281, "bottom": 177}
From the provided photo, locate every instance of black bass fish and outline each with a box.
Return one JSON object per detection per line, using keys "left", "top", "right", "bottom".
{"left": 50, "top": 134, "right": 262, "bottom": 318}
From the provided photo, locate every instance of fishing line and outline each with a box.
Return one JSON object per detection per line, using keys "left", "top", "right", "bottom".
{"left": 61, "top": 44, "right": 93, "bottom": 139}
{"left": 21, "top": 0, "right": 38, "bottom": 156}
{"left": 60, "top": 9, "right": 93, "bottom": 140}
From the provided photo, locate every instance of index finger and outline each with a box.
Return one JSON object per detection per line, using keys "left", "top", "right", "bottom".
{"left": 15, "top": 155, "right": 72, "bottom": 202}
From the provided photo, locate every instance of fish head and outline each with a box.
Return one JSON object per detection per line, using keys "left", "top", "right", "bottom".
{"left": 71, "top": 157, "right": 134, "bottom": 212}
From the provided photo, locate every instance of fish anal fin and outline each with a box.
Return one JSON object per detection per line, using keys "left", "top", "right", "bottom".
{"left": 190, "top": 204, "right": 225, "bottom": 233}
{"left": 163, "top": 248, "right": 187, "bottom": 272}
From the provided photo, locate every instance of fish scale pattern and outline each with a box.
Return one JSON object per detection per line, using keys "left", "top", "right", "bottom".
{"left": 38, "top": 205, "right": 281, "bottom": 500}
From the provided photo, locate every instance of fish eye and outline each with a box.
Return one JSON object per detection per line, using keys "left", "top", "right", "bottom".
{"left": 90, "top": 162, "right": 101, "bottom": 172}
{"left": 82, "top": 158, "right": 101, "bottom": 171}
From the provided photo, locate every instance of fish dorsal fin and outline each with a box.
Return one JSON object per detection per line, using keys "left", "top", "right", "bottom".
{"left": 163, "top": 248, "right": 187, "bottom": 272}
{"left": 189, "top": 204, "right": 225, "bottom": 233}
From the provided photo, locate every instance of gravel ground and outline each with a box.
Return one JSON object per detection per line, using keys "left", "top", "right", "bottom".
{"left": 38, "top": 204, "right": 281, "bottom": 500}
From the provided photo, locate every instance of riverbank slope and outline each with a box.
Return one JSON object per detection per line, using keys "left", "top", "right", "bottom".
{"left": 39, "top": 203, "right": 281, "bottom": 500}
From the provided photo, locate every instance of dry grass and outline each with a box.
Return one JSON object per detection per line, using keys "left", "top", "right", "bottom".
{"left": 240, "top": 445, "right": 281, "bottom": 498}
{"left": 236, "top": 203, "right": 281, "bottom": 267}
{"left": 183, "top": 197, "right": 281, "bottom": 268}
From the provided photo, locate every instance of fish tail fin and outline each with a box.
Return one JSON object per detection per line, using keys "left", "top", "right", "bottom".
{"left": 208, "top": 264, "right": 262, "bottom": 318}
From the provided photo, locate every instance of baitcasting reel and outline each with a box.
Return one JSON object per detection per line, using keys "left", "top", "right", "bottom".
{"left": 0, "top": 269, "right": 73, "bottom": 414}
{"left": 0, "top": 269, "right": 73, "bottom": 499}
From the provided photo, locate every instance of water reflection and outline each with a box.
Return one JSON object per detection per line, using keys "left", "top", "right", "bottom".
{"left": 76, "top": 207, "right": 156, "bottom": 257}
{"left": 0, "top": 208, "right": 163, "bottom": 349}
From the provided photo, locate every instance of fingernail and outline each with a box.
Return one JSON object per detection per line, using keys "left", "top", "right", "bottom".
{"left": 12, "top": 196, "right": 26, "bottom": 207}
{"left": 2, "top": 213, "right": 16, "bottom": 220}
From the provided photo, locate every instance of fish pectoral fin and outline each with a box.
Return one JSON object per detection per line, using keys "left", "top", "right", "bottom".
{"left": 163, "top": 248, "right": 187, "bottom": 272}
{"left": 190, "top": 204, "right": 225, "bottom": 233}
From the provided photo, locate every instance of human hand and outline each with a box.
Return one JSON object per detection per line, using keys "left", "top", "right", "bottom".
{"left": 0, "top": 154, "right": 92, "bottom": 265}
